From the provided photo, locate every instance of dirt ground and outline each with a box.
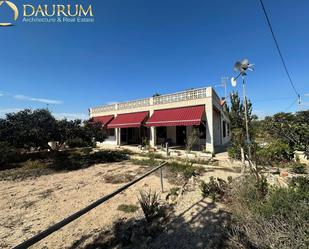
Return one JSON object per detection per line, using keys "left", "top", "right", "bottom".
{"left": 0, "top": 157, "right": 241, "bottom": 249}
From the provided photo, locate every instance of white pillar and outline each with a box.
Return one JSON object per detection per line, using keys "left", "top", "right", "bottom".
{"left": 205, "top": 101, "right": 214, "bottom": 153}
{"left": 116, "top": 128, "right": 121, "bottom": 146}
{"left": 149, "top": 110, "right": 156, "bottom": 148}
{"left": 150, "top": 126, "right": 156, "bottom": 147}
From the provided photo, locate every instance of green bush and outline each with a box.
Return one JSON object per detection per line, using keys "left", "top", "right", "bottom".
{"left": 90, "top": 150, "right": 129, "bottom": 162}
{"left": 228, "top": 145, "right": 241, "bottom": 160}
{"left": 199, "top": 177, "right": 227, "bottom": 201}
{"left": 255, "top": 140, "right": 293, "bottom": 166}
{"left": 290, "top": 162, "right": 307, "bottom": 174}
{"left": 67, "top": 137, "right": 91, "bottom": 148}
{"left": 167, "top": 161, "right": 203, "bottom": 179}
{"left": 0, "top": 142, "right": 20, "bottom": 168}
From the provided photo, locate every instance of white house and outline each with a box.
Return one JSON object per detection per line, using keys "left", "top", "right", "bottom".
{"left": 89, "top": 86, "right": 231, "bottom": 153}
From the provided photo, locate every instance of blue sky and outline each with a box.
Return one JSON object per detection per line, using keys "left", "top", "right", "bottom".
{"left": 1, "top": 0, "right": 309, "bottom": 119}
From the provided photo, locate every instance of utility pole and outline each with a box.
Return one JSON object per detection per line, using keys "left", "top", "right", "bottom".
{"left": 242, "top": 76, "right": 251, "bottom": 160}
{"left": 231, "top": 59, "right": 254, "bottom": 161}
{"left": 221, "top": 77, "right": 228, "bottom": 100}
{"left": 298, "top": 94, "right": 302, "bottom": 112}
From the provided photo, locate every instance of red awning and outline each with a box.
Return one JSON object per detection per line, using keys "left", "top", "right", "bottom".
{"left": 91, "top": 115, "right": 114, "bottom": 127}
{"left": 146, "top": 105, "right": 204, "bottom": 127}
{"left": 107, "top": 111, "right": 149, "bottom": 128}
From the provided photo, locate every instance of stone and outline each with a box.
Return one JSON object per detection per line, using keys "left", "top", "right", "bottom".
{"left": 280, "top": 171, "right": 289, "bottom": 177}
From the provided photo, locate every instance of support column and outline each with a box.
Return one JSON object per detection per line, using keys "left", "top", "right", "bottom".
{"left": 150, "top": 126, "right": 156, "bottom": 148}
{"left": 116, "top": 128, "right": 121, "bottom": 146}
{"left": 205, "top": 102, "right": 214, "bottom": 153}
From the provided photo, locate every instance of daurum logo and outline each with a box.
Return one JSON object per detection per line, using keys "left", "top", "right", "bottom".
{"left": 23, "top": 4, "right": 93, "bottom": 17}
{"left": 0, "top": 0, "right": 19, "bottom": 27}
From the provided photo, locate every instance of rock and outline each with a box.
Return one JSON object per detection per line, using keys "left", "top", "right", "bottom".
{"left": 167, "top": 229, "right": 174, "bottom": 234}
{"left": 280, "top": 171, "right": 289, "bottom": 177}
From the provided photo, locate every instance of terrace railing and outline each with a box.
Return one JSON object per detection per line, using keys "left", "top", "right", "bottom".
{"left": 90, "top": 87, "right": 210, "bottom": 115}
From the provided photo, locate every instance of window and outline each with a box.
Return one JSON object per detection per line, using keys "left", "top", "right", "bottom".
{"left": 199, "top": 121, "right": 206, "bottom": 139}
{"left": 223, "top": 121, "right": 226, "bottom": 138}
{"left": 227, "top": 123, "right": 230, "bottom": 136}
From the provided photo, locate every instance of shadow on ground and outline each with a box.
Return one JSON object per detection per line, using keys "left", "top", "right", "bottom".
{"left": 79, "top": 198, "right": 231, "bottom": 249}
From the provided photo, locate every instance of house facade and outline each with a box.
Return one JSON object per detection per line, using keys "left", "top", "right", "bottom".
{"left": 89, "top": 87, "right": 231, "bottom": 153}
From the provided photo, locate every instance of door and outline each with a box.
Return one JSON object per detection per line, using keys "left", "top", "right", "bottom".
{"left": 176, "top": 126, "right": 186, "bottom": 145}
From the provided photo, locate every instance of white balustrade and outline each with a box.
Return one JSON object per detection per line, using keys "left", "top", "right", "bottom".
{"left": 90, "top": 87, "right": 209, "bottom": 114}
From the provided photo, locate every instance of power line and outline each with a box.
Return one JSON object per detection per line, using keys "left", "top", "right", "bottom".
{"left": 258, "top": 0, "right": 300, "bottom": 99}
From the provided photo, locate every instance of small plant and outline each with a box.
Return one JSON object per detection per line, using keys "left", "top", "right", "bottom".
{"left": 185, "top": 129, "right": 199, "bottom": 153}
{"left": 138, "top": 189, "right": 160, "bottom": 222}
{"left": 141, "top": 137, "right": 150, "bottom": 149}
{"left": 291, "top": 163, "right": 307, "bottom": 174}
{"left": 199, "top": 177, "right": 226, "bottom": 201}
{"left": 167, "top": 161, "right": 203, "bottom": 179}
{"left": 23, "top": 160, "right": 43, "bottom": 169}
{"left": 169, "top": 187, "right": 180, "bottom": 196}
{"left": 227, "top": 176, "right": 233, "bottom": 184}
{"left": 117, "top": 204, "right": 139, "bottom": 213}
{"left": 255, "top": 175, "right": 268, "bottom": 199}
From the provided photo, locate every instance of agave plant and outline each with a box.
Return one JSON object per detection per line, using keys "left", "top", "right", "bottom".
{"left": 138, "top": 189, "right": 160, "bottom": 222}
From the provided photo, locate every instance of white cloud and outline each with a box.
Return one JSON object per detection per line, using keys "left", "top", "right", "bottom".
{"left": 0, "top": 108, "right": 22, "bottom": 113}
{"left": 0, "top": 108, "right": 23, "bottom": 118}
{"left": 0, "top": 91, "right": 9, "bottom": 97}
{"left": 304, "top": 93, "right": 309, "bottom": 97}
{"left": 53, "top": 112, "right": 88, "bottom": 120}
{"left": 13, "top": 95, "right": 63, "bottom": 105}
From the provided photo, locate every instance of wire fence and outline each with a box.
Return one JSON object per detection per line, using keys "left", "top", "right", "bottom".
{"left": 13, "top": 161, "right": 168, "bottom": 249}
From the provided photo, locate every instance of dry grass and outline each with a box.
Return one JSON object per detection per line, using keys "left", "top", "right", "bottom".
{"left": 227, "top": 176, "right": 309, "bottom": 249}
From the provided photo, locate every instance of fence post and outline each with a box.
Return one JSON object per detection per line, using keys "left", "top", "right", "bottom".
{"left": 160, "top": 167, "right": 164, "bottom": 192}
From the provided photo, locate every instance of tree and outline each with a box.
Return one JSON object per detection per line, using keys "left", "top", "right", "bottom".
{"left": 0, "top": 109, "right": 106, "bottom": 151}
{"left": 228, "top": 91, "right": 255, "bottom": 159}
{"left": 261, "top": 111, "right": 309, "bottom": 152}
{"left": 0, "top": 109, "right": 57, "bottom": 150}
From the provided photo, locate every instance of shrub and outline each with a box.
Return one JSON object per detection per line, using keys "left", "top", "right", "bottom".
{"left": 228, "top": 145, "right": 241, "bottom": 160}
{"left": 167, "top": 161, "right": 203, "bottom": 179}
{"left": 67, "top": 138, "right": 91, "bottom": 148}
{"left": 228, "top": 175, "right": 309, "bottom": 249}
{"left": 117, "top": 204, "right": 139, "bottom": 213}
{"left": 0, "top": 142, "right": 20, "bottom": 168}
{"left": 138, "top": 189, "right": 160, "bottom": 222}
{"left": 199, "top": 177, "right": 226, "bottom": 201}
{"left": 255, "top": 140, "right": 293, "bottom": 166}
{"left": 90, "top": 150, "right": 129, "bottom": 163}
{"left": 290, "top": 162, "right": 307, "bottom": 174}
{"left": 23, "top": 160, "right": 44, "bottom": 169}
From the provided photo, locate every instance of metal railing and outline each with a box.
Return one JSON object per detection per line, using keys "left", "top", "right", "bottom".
{"left": 13, "top": 161, "right": 168, "bottom": 249}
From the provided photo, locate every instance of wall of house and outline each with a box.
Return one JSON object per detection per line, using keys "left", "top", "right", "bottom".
{"left": 213, "top": 109, "right": 221, "bottom": 146}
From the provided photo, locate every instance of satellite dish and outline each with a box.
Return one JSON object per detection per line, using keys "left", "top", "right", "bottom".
{"left": 231, "top": 77, "right": 237, "bottom": 87}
